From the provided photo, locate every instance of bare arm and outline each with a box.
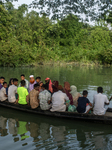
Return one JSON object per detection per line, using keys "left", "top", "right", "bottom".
{"left": 89, "top": 103, "right": 92, "bottom": 107}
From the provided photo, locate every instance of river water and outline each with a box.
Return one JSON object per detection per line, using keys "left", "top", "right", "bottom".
{"left": 0, "top": 66, "right": 112, "bottom": 149}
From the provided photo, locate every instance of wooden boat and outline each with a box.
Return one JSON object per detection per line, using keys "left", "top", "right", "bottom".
{"left": 0, "top": 101, "right": 112, "bottom": 125}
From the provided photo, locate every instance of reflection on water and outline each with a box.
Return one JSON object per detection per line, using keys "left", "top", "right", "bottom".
{"left": 0, "top": 108, "right": 112, "bottom": 149}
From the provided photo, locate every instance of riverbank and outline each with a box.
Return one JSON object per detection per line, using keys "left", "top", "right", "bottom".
{"left": 1, "top": 60, "right": 108, "bottom": 68}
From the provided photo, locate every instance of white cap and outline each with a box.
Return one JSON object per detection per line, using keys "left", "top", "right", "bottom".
{"left": 29, "top": 75, "right": 34, "bottom": 78}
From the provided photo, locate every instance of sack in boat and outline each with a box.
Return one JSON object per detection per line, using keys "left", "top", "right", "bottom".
{"left": 68, "top": 105, "right": 76, "bottom": 112}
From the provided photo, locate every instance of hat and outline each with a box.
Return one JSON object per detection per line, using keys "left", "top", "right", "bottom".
{"left": 29, "top": 75, "right": 34, "bottom": 78}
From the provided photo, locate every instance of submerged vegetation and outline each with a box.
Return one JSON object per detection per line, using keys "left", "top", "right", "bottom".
{"left": 1, "top": 2, "right": 112, "bottom": 66}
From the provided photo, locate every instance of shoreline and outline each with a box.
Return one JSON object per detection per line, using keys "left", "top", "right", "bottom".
{"left": 0, "top": 61, "right": 111, "bottom": 68}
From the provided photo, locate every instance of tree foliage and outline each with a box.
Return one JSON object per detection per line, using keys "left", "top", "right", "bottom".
{"left": 1, "top": 2, "right": 112, "bottom": 66}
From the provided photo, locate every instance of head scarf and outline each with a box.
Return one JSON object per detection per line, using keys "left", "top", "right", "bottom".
{"left": 70, "top": 85, "right": 79, "bottom": 98}
{"left": 45, "top": 78, "right": 53, "bottom": 93}
{"left": 64, "top": 82, "right": 73, "bottom": 105}
{"left": 52, "top": 81, "right": 59, "bottom": 93}
{"left": 64, "top": 82, "right": 71, "bottom": 92}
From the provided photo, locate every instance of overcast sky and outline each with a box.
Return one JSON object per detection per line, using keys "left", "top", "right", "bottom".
{"left": 13, "top": 0, "right": 32, "bottom": 8}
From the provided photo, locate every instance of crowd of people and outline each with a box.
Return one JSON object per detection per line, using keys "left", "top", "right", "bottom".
{"left": 0, "top": 74, "right": 111, "bottom": 115}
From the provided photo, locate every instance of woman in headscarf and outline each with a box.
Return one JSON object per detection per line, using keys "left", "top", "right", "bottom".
{"left": 64, "top": 82, "right": 73, "bottom": 105}
{"left": 45, "top": 78, "right": 53, "bottom": 93}
{"left": 70, "top": 85, "right": 81, "bottom": 107}
{"left": 52, "top": 81, "right": 59, "bottom": 93}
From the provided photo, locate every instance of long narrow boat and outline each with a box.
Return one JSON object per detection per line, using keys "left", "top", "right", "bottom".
{"left": 0, "top": 101, "right": 112, "bottom": 124}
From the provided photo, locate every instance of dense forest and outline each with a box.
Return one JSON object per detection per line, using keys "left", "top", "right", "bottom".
{"left": 1, "top": 1, "right": 112, "bottom": 66}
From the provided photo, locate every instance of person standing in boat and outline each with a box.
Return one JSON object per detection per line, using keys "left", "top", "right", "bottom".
{"left": 64, "top": 82, "right": 73, "bottom": 105}
{"left": 17, "top": 80, "right": 28, "bottom": 105}
{"left": 26, "top": 83, "right": 40, "bottom": 109}
{"left": 93, "top": 87, "right": 112, "bottom": 115}
{"left": 28, "top": 75, "right": 36, "bottom": 93}
{"left": 70, "top": 85, "right": 81, "bottom": 107}
{"left": 0, "top": 77, "right": 5, "bottom": 90}
{"left": 18, "top": 74, "right": 29, "bottom": 91}
{"left": 45, "top": 78, "right": 53, "bottom": 94}
{"left": 50, "top": 85, "right": 69, "bottom": 112}
{"left": 77, "top": 90, "right": 92, "bottom": 114}
{"left": 8, "top": 78, "right": 18, "bottom": 103}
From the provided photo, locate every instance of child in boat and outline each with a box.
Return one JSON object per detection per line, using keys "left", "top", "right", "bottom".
{"left": 17, "top": 80, "right": 28, "bottom": 105}
{"left": 93, "top": 87, "right": 112, "bottom": 115}
{"left": 0, "top": 82, "right": 8, "bottom": 101}
{"left": 8, "top": 78, "right": 18, "bottom": 103}
{"left": 18, "top": 74, "right": 29, "bottom": 91}
{"left": 39, "top": 81, "right": 43, "bottom": 92}
{"left": 77, "top": 90, "right": 92, "bottom": 113}
{"left": 0, "top": 77, "right": 5, "bottom": 90}
{"left": 36, "top": 77, "right": 41, "bottom": 84}
{"left": 26, "top": 83, "right": 40, "bottom": 109}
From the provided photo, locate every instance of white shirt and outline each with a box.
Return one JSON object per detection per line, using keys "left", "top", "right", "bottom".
{"left": 93, "top": 93, "right": 109, "bottom": 115}
{"left": 50, "top": 90, "right": 69, "bottom": 112}
{"left": 8, "top": 85, "right": 17, "bottom": 103}
{"left": 0, "top": 87, "right": 7, "bottom": 101}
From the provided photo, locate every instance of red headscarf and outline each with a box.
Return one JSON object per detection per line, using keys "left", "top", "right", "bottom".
{"left": 45, "top": 78, "right": 53, "bottom": 93}
{"left": 64, "top": 82, "right": 73, "bottom": 105}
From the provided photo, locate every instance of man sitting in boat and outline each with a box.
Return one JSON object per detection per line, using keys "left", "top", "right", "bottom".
{"left": 0, "top": 82, "right": 8, "bottom": 102}
{"left": 50, "top": 85, "right": 69, "bottom": 112}
{"left": 39, "top": 84, "right": 52, "bottom": 110}
{"left": 0, "top": 77, "right": 5, "bottom": 90}
{"left": 8, "top": 78, "right": 18, "bottom": 103}
{"left": 77, "top": 90, "right": 92, "bottom": 114}
{"left": 93, "top": 87, "right": 112, "bottom": 115}
{"left": 17, "top": 80, "right": 28, "bottom": 105}
{"left": 26, "top": 83, "right": 40, "bottom": 109}
{"left": 18, "top": 74, "right": 29, "bottom": 91}
{"left": 28, "top": 75, "right": 36, "bottom": 93}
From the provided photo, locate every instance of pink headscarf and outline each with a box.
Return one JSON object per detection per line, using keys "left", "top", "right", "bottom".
{"left": 45, "top": 78, "right": 53, "bottom": 93}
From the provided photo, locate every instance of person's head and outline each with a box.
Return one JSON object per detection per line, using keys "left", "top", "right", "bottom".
{"left": 3, "top": 82, "right": 7, "bottom": 88}
{"left": 82, "top": 90, "right": 88, "bottom": 97}
{"left": 13, "top": 78, "right": 18, "bottom": 86}
{"left": 0, "top": 77, "right": 5, "bottom": 84}
{"left": 97, "top": 87, "right": 103, "bottom": 93}
{"left": 21, "top": 80, "right": 26, "bottom": 87}
{"left": 45, "top": 78, "right": 50, "bottom": 83}
{"left": 9, "top": 78, "right": 13, "bottom": 86}
{"left": 58, "top": 85, "right": 63, "bottom": 91}
{"left": 41, "top": 84, "right": 47, "bottom": 90}
{"left": 36, "top": 77, "right": 41, "bottom": 83}
{"left": 34, "top": 83, "right": 40, "bottom": 91}
{"left": 21, "top": 74, "right": 25, "bottom": 80}
{"left": 39, "top": 81, "right": 43, "bottom": 87}
{"left": 29, "top": 75, "right": 35, "bottom": 84}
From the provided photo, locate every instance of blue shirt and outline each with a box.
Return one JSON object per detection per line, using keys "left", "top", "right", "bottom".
{"left": 77, "top": 97, "right": 90, "bottom": 113}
